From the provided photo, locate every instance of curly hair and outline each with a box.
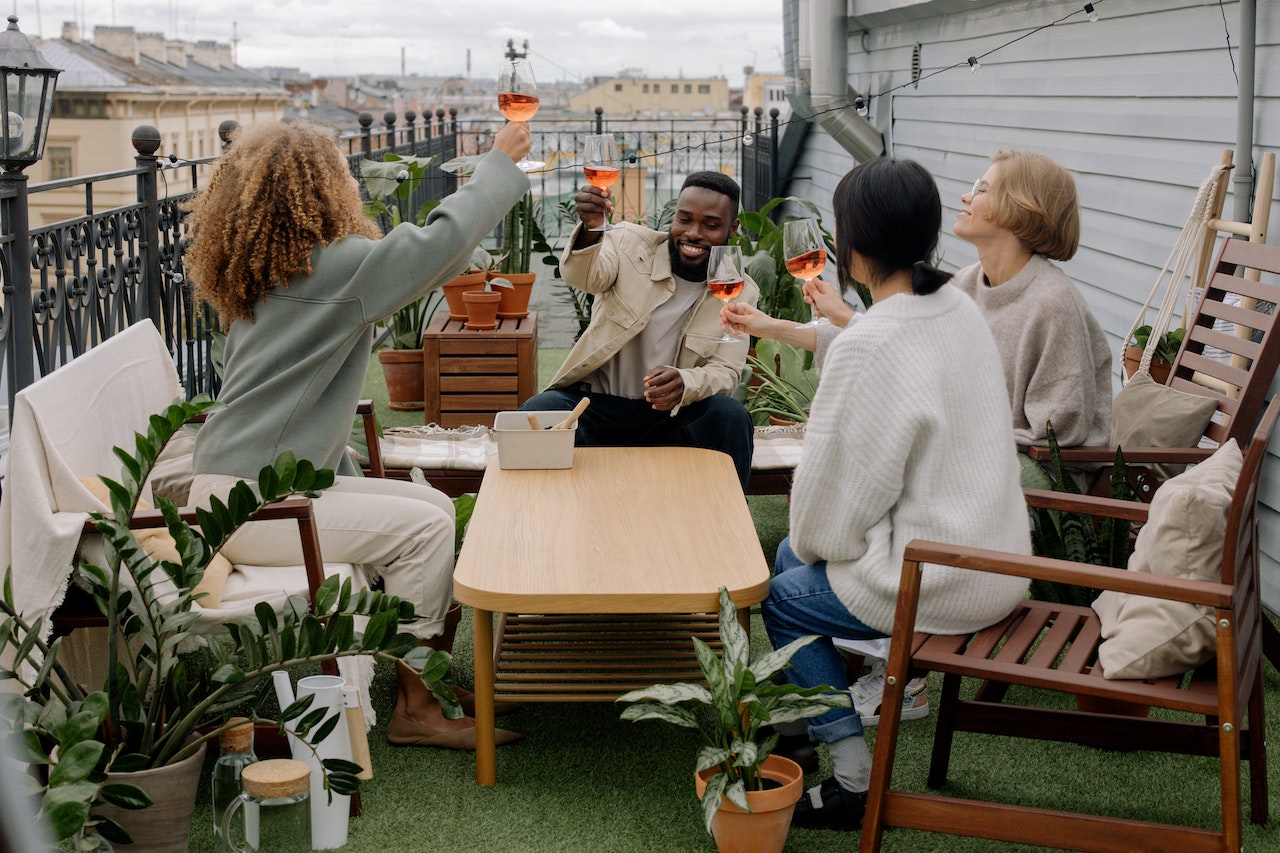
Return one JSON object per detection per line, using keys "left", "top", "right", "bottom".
{"left": 184, "top": 121, "right": 381, "bottom": 325}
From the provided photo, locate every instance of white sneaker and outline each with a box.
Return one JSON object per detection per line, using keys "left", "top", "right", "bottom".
{"left": 850, "top": 660, "right": 929, "bottom": 727}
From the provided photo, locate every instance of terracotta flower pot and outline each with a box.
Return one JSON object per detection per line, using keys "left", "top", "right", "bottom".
{"left": 462, "top": 290, "right": 502, "bottom": 330}
{"left": 490, "top": 270, "right": 536, "bottom": 319}
{"left": 378, "top": 348, "right": 425, "bottom": 411}
{"left": 443, "top": 271, "right": 487, "bottom": 321}
{"left": 1122, "top": 345, "right": 1173, "bottom": 385}
{"left": 92, "top": 740, "right": 208, "bottom": 853}
{"left": 694, "top": 754, "right": 803, "bottom": 853}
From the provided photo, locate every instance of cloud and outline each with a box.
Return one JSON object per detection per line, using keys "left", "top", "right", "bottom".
{"left": 575, "top": 18, "right": 647, "bottom": 41}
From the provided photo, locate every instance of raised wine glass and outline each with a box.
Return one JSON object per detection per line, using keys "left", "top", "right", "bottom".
{"left": 582, "top": 133, "right": 621, "bottom": 231}
{"left": 497, "top": 57, "right": 545, "bottom": 171}
{"left": 784, "top": 217, "right": 830, "bottom": 329}
{"left": 707, "top": 244, "right": 746, "bottom": 344}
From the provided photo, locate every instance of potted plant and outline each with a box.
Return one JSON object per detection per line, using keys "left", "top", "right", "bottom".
{"left": 745, "top": 339, "right": 818, "bottom": 426}
{"left": 0, "top": 398, "right": 459, "bottom": 851}
{"left": 361, "top": 154, "right": 446, "bottom": 409}
{"left": 1124, "top": 324, "right": 1185, "bottom": 383}
{"left": 617, "top": 588, "right": 851, "bottom": 853}
{"left": 461, "top": 274, "right": 513, "bottom": 331}
{"left": 493, "top": 192, "right": 538, "bottom": 319}
{"left": 729, "top": 198, "right": 865, "bottom": 342}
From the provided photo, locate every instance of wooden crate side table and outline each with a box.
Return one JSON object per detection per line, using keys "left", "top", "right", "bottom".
{"left": 423, "top": 311, "right": 538, "bottom": 427}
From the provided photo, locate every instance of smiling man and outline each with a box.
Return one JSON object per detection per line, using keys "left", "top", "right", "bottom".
{"left": 520, "top": 171, "right": 758, "bottom": 489}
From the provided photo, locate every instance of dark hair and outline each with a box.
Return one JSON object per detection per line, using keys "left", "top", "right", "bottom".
{"left": 681, "top": 170, "right": 741, "bottom": 211}
{"left": 833, "top": 157, "right": 950, "bottom": 296}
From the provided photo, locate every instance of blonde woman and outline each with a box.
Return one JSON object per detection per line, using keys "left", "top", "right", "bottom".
{"left": 184, "top": 119, "right": 531, "bottom": 749}
{"left": 952, "top": 149, "right": 1112, "bottom": 459}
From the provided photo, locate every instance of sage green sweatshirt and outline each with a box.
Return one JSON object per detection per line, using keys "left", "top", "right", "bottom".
{"left": 193, "top": 150, "right": 529, "bottom": 479}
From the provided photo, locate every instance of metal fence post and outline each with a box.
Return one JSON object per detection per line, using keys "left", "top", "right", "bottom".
{"left": 359, "top": 113, "right": 373, "bottom": 158}
{"left": 2, "top": 167, "right": 33, "bottom": 414}
{"left": 133, "top": 125, "right": 163, "bottom": 335}
{"left": 769, "top": 108, "right": 780, "bottom": 201}
{"left": 405, "top": 110, "right": 417, "bottom": 145}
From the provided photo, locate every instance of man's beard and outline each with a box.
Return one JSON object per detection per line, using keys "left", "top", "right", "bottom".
{"left": 668, "top": 238, "right": 710, "bottom": 281}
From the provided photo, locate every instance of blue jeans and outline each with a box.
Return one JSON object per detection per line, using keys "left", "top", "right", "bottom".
{"left": 521, "top": 386, "right": 754, "bottom": 491}
{"left": 761, "top": 537, "right": 888, "bottom": 743}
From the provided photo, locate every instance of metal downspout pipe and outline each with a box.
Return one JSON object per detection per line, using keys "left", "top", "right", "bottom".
{"left": 1233, "top": 0, "right": 1257, "bottom": 223}
{"left": 806, "top": 0, "right": 882, "bottom": 161}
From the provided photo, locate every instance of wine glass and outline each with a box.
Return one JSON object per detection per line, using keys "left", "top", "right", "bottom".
{"left": 784, "top": 218, "right": 830, "bottom": 329}
{"left": 707, "top": 244, "right": 746, "bottom": 344}
{"left": 497, "top": 58, "right": 545, "bottom": 172}
{"left": 582, "top": 133, "right": 621, "bottom": 231}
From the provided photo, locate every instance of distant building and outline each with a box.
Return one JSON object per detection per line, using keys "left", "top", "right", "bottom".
{"left": 743, "top": 73, "right": 792, "bottom": 123}
{"left": 568, "top": 73, "right": 730, "bottom": 118}
{"left": 32, "top": 23, "right": 287, "bottom": 224}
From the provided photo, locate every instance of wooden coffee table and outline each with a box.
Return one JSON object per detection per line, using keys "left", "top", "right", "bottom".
{"left": 453, "top": 446, "right": 771, "bottom": 785}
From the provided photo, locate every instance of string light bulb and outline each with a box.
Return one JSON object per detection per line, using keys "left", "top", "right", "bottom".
{"left": 742, "top": 132, "right": 754, "bottom": 147}
{"left": 855, "top": 97, "right": 869, "bottom": 117}
{"left": 967, "top": 56, "right": 982, "bottom": 75}
{"left": 1084, "top": 3, "right": 1098, "bottom": 22}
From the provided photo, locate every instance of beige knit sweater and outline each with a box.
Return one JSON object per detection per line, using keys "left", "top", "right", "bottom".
{"left": 950, "top": 256, "right": 1112, "bottom": 450}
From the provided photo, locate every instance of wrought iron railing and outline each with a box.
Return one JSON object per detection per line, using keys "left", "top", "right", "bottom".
{"left": 0, "top": 107, "right": 777, "bottom": 417}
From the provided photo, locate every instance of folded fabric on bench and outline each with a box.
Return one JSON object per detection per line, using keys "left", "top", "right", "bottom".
{"left": 374, "top": 422, "right": 807, "bottom": 473}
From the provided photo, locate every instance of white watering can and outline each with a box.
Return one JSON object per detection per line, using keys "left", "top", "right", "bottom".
{"left": 273, "top": 672, "right": 354, "bottom": 850}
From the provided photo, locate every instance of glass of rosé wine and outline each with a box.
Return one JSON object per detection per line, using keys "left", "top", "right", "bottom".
{"left": 707, "top": 244, "right": 746, "bottom": 343}
{"left": 498, "top": 58, "right": 545, "bottom": 171}
{"left": 783, "top": 217, "right": 830, "bottom": 329}
{"left": 582, "top": 134, "right": 621, "bottom": 231}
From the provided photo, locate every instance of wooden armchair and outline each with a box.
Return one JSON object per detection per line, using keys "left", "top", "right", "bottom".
{"left": 1027, "top": 237, "right": 1280, "bottom": 496}
{"left": 860, "top": 398, "right": 1277, "bottom": 853}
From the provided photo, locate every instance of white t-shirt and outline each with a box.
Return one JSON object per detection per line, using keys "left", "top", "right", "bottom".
{"left": 585, "top": 275, "right": 704, "bottom": 398}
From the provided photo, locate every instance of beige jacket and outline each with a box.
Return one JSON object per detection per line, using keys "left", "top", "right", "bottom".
{"left": 550, "top": 222, "right": 759, "bottom": 408}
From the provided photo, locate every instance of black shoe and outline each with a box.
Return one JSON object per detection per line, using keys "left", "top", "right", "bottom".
{"left": 792, "top": 778, "right": 867, "bottom": 831}
{"left": 772, "top": 732, "right": 820, "bottom": 774}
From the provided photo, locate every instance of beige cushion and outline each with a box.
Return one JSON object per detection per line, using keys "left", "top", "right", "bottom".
{"left": 1111, "top": 371, "right": 1218, "bottom": 480}
{"left": 1092, "top": 439, "right": 1242, "bottom": 679}
{"left": 79, "top": 476, "right": 233, "bottom": 611}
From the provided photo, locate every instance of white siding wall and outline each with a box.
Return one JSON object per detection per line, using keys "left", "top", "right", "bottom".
{"left": 787, "top": 0, "right": 1280, "bottom": 612}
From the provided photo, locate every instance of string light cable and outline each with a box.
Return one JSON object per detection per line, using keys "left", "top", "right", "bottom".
{"left": 517, "top": 1, "right": 1108, "bottom": 178}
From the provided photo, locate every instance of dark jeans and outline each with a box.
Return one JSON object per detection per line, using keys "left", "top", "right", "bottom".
{"left": 520, "top": 386, "right": 754, "bottom": 490}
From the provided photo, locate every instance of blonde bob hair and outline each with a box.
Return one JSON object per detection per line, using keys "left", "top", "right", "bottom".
{"left": 184, "top": 120, "right": 381, "bottom": 326}
{"left": 987, "top": 150, "right": 1079, "bottom": 261}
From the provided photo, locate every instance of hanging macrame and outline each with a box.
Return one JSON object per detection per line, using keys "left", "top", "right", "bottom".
{"left": 1121, "top": 163, "right": 1229, "bottom": 383}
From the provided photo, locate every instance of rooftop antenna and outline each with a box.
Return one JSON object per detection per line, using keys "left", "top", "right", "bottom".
{"left": 504, "top": 38, "right": 528, "bottom": 60}
{"left": 230, "top": 20, "right": 239, "bottom": 65}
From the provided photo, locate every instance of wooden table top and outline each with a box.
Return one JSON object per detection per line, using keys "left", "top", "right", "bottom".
{"left": 453, "top": 446, "right": 770, "bottom": 614}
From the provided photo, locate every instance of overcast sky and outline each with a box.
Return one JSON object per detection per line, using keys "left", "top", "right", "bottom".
{"left": 23, "top": 1, "right": 785, "bottom": 82}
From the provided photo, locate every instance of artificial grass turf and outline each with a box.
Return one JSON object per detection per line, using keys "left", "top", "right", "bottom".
{"left": 173, "top": 351, "right": 1280, "bottom": 852}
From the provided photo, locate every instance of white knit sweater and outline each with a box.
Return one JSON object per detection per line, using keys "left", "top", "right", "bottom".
{"left": 790, "top": 285, "right": 1032, "bottom": 635}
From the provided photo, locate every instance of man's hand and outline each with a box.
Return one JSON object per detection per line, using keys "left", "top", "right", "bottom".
{"left": 571, "top": 185, "right": 612, "bottom": 248}
{"left": 643, "top": 366, "right": 684, "bottom": 412}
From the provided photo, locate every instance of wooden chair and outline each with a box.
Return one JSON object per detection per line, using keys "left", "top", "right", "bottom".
{"left": 1027, "top": 236, "right": 1280, "bottom": 495}
{"left": 860, "top": 398, "right": 1277, "bottom": 853}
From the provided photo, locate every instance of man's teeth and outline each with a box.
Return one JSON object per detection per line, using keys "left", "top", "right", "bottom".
{"left": 680, "top": 244, "right": 707, "bottom": 257}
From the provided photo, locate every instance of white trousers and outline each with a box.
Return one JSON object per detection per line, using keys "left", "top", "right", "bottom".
{"left": 189, "top": 473, "right": 456, "bottom": 640}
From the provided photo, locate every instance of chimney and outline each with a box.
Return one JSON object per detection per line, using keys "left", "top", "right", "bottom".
{"left": 166, "top": 41, "right": 187, "bottom": 66}
{"left": 94, "top": 25, "right": 139, "bottom": 64}
{"left": 191, "top": 39, "right": 220, "bottom": 69}
{"left": 217, "top": 44, "right": 234, "bottom": 69}
{"left": 137, "top": 32, "right": 165, "bottom": 63}
{"left": 61, "top": 21, "right": 80, "bottom": 43}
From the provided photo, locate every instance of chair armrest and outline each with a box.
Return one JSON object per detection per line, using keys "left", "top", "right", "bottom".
{"left": 902, "top": 539, "right": 1232, "bottom": 610}
{"left": 356, "top": 399, "right": 386, "bottom": 478}
{"left": 82, "top": 497, "right": 328, "bottom": 603}
{"left": 1025, "top": 444, "right": 1217, "bottom": 464}
{"left": 1022, "top": 488, "right": 1151, "bottom": 522}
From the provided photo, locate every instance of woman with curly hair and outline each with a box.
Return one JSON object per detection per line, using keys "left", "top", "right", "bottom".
{"left": 186, "top": 118, "right": 531, "bottom": 749}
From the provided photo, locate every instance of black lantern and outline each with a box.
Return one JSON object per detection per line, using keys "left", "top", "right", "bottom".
{"left": 0, "top": 15, "right": 60, "bottom": 172}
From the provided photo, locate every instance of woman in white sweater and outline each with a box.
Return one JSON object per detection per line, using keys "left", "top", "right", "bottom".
{"left": 762, "top": 158, "right": 1032, "bottom": 831}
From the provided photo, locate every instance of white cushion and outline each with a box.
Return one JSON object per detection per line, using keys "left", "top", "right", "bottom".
{"left": 1092, "top": 439, "right": 1242, "bottom": 679}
